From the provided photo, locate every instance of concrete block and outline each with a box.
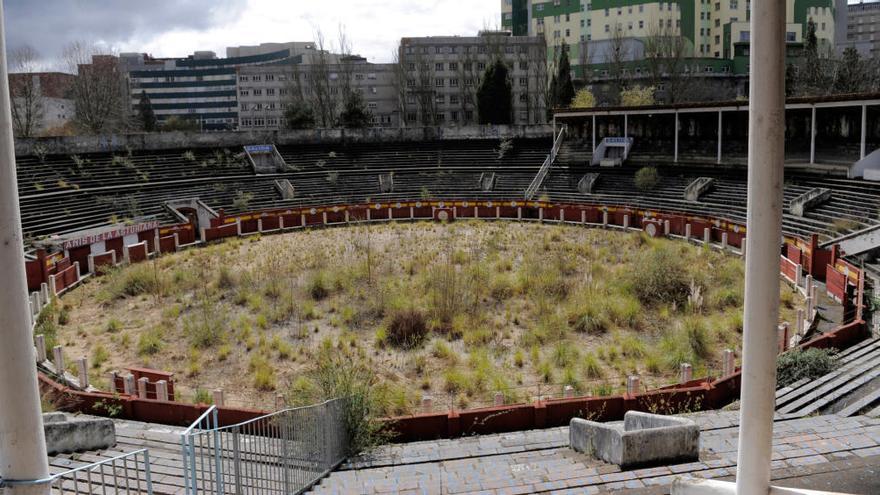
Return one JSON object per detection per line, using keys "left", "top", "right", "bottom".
{"left": 43, "top": 412, "right": 116, "bottom": 455}
{"left": 680, "top": 363, "right": 693, "bottom": 383}
{"left": 213, "top": 389, "right": 225, "bottom": 407}
{"left": 35, "top": 334, "right": 46, "bottom": 362}
{"left": 570, "top": 411, "right": 700, "bottom": 468}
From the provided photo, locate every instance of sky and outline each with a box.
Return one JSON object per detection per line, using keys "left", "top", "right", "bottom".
{"left": 6, "top": 0, "right": 501, "bottom": 69}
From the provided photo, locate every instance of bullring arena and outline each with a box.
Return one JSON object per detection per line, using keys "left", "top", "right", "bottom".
{"left": 15, "top": 94, "right": 880, "bottom": 494}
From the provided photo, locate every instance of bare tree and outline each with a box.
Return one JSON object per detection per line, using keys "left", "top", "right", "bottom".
{"left": 62, "top": 41, "right": 129, "bottom": 134}
{"left": 643, "top": 21, "right": 689, "bottom": 103}
{"left": 9, "top": 45, "right": 44, "bottom": 137}
{"left": 526, "top": 38, "right": 550, "bottom": 124}
{"left": 306, "top": 30, "right": 339, "bottom": 127}
{"left": 390, "top": 46, "right": 410, "bottom": 126}
{"left": 605, "top": 22, "right": 630, "bottom": 105}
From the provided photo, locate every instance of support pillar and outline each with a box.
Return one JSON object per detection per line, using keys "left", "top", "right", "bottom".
{"left": 563, "top": 385, "right": 575, "bottom": 398}
{"left": 52, "top": 346, "right": 64, "bottom": 374}
{"left": 591, "top": 115, "right": 596, "bottom": 153}
{"left": 796, "top": 308, "right": 805, "bottom": 335}
{"left": 137, "top": 377, "right": 149, "bottom": 399}
{"left": 722, "top": 349, "right": 736, "bottom": 376}
{"left": 674, "top": 111, "right": 679, "bottom": 163}
{"left": 626, "top": 376, "right": 640, "bottom": 395}
{"left": 736, "top": 1, "right": 786, "bottom": 492}
{"left": 810, "top": 106, "right": 817, "bottom": 165}
{"left": 34, "top": 335, "right": 46, "bottom": 362}
{"left": 685, "top": 223, "right": 692, "bottom": 239}
{"left": 213, "top": 389, "right": 225, "bottom": 407}
{"left": 123, "top": 374, "right": 135, "bottom": 395}
{"left": 156, "top": 380, "right": 169, "bottom": 401}
{"left": 77, "top": 358, "right": 89, "bottom": 389}
{"left": 861, "top": 104, "right": 867, "bottom": 160}
{"left": 680, "top": 363, "right": 693, "bottom": 383}
{"left": 717, "top": 110, "right": 723, "bottom": 164}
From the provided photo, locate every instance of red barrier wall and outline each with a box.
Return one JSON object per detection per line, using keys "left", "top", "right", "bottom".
{"left": 128, "top": 243, "right": 148, "bottom": 263}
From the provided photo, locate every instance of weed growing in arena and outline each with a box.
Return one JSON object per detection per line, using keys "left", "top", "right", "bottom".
{"left": 62, "top": 222, "right": 804, "bottom": 414}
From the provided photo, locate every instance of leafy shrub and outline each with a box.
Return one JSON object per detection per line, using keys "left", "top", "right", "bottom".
{"left": 634, "top": 166, "right": 660, "bottom": 192}
{"left": 776, "top": 348, "right": 837, "bottom": 388}
{"left": 192, "top": 389, "right": 213, "bottom": 405}
{"left": 91, "top": 344, "right": 109, "bottom": 369}
{"left": 583, "top": 353, "right": 604, "bottom": 378}
{"left": 308, "top": 271, "right": 331, "bottom": 300}
{"left": 570, "top": 304, "right": 610, "bottom": 334}
{"left": 631, "top": 245, "right": 690, "bottom": 305}
{"left": 386, "top": 309, "right": 428, "bottom": 349}
{"left": 106, "top": 318, "right": 123, "bottom": 333}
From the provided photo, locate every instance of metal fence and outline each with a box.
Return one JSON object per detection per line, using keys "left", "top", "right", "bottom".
{"left": 181, "top": 399, "right": 349, "bottom": 495}
{"left": 0, "top": 449, "right": 153, "bottom": 495}
{"left": 525, "top": 126, "right": 566, "bottom": 200}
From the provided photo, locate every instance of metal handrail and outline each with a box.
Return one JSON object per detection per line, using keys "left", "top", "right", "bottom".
{"left": 0, "top": 449, "right": 154, "bottom": 494}
{"left": 183, "top": 405, "right": 218, "bottom": 435}
{"left": 525, "top": 126, "right": 566, "bottom": 200}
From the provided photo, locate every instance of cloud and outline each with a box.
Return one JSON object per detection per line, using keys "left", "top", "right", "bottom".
{"left": 5, "top": 0, "right": 501, "bottom": 68}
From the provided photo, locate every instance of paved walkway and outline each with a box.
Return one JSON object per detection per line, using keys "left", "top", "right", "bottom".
{"left": 314, "top": 412, "right": 880, "bottom": 494}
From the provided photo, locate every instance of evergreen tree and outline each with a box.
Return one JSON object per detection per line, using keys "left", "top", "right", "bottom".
{"left": 338, "top": 90, "right": 372, "bottom": 128}
{"left": 137, "top": 90, "right": 157, "bottom": 132}
{"left": 547, "top": 73, "right": 559, "bottom": 118}
{"left": 283, "top": 99, "right": 316, "bottom": 129}
{"left": 833, "top": 47, "right": 864, "bottom": 94}
{"left": 477, "top": 59, "right": 513, "bottom": 125}
{"left": 556, "top": 42, "right": 575, "bottom": 107}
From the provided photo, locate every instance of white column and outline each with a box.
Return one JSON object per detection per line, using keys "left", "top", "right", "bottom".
{"left": 213, "top": 389, "right": 225, "bottom": 407}
{"left": 626, "top": 375, "right": 640, "bottom": 395}
{"left": 810, "top": 106, "right": 817, "bottom": 164}
{"left": 680, "top": 363, "right": 693, "bottom": 383}
{"left": 34, "top": 335, "right": 46, "bottom": 362}
{"left": 156, "top": 380, "right": 169, "bottom": 401}
{"left": 674, "top": 111, "right": 680, "bottom": 163}
{"left": 717, "top": 110, "right": 723, "bottom": 164}
{"left": 137, "top": 377, "right": 149, "bottom": 399}
{"left": 77, "top": 358, "right": 89, "bottom": 389}
{"left": 736, "top": 1, "right": 785, "bottom": 493}
{"left": 861, "top": 104, "right": 867, "bottom": 160}
{"left": 592, "top": 115, "right": 597, "bottom": 153}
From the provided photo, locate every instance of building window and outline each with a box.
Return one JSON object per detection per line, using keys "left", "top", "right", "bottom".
{"left": 435, "top": 95, "right": 445, "bottom": 104}
{"left": 450, "top": 95, "right": 459, "bottom": 104}
{"left": 252, "top": 75, "right": 261, "bottom": 81}
{"left": 449, "top": 62, "right": 458, "bottom": 71}
{"left": 450, "top": 111, "right": 459, "bottom": 121}
{"left": 450, "top": 78, "right": 459, "bottom": 87}
{"left": 519, "top": 77, "right": 528, "bottom": 86}
{"left": 519, "top": 93, "right": 528, "bottom": 102}
{"left": 520, "top": 61, "right": 528, "bottom": 70}
{"left": 436, "top": 63, "right": 444, "bottom": 71}
{"left": 435, "top": 78, "right": 444, "bottom": 87}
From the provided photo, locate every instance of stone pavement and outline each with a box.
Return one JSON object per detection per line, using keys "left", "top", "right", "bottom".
{"left": 312, "top": 411, "right": 880, "bottom": 494}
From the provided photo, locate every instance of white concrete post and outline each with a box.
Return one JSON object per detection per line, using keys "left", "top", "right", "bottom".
{"left": 235, "top": 218, "right": 242, "bottom": 236}
{"left": 156, "top": 380, "right": 168, "bottom": 401}
{"left": 77, "top": 358, "right": 88, "bottom": 389}
{"left": 623, "top": 214, "right": 629, "bottom": 230}
{"left": 388, "top": 208, "right": 393, "bottom": 220}
{"left": 626, "top": 375, "right": 640, "bottom": 395}
{"left": 717, "top": 110, "right": 723, "bottom": 164}
{"left": 34, "top": 335, "right": 46, "bottom": 362}
{"left": 73, "top": 262, "right": 81, "bottom": 283}
{"left": 496, "top": 206, "right": 501, "bottom": 219}
{"left": 581, "top": 210, "right": 586, "bottom": 224}
{"left": 736, "top": 4, "right": 785, "bottom": 492}
{"left": 123, "top": 374, "right": 136, "bottom": 395}
{"left": 52, "top": 346, "right": 64, "bottom": 374}
{"left": 680, "top": 363, "right": 693, "bottom": 383}
{"left": 538, "top": 208, "right": 544, "bottom": 222}
{"left": 741, "top": 236, "right": 747, "bottom": 258}
{"left": 213, "top": 389, "right": 225, "bottom": 407}
{"left": 806, "top": 296, "right": 814, "bottom": 316}
{"left": 722, "top": 349, "right": 735, "bottom": 376}
{"left": 559, "top": 209, "right": 565, "bottom": 223}
{"left": 27, "top": 300, "right": 34, "bottom": 328}
{"left": 87, "top": 254, "right": 96, "bottom": 274}
{"left": 563, "top": 385, "right": 575, "bottom": 398}
{"left": 592, "top": 114, "right": 597, "bottom": 153}
{"left": 108, "top": 371, "right": 118, "bottom": 393}
{"left": 674, "top": 111, "right": 679, "bottom": 163}
{"left": 257, "top": 218, "right": 263, "bottom": 233}
{"left": 41, "top": 282, "right": 49, "bottom": 305}
{"left": 137, "top": 377, "right": 149, "bottom": 399}
{"left": 494, "top": 392, "right": 505, "bottom": 406}
{"left": 421, "top": 395, "right": 433, "bottom": 413}
{"left": 602, "top": 210, "right": 608, "bottom": 226}
{"left": 796, "top": 309, "right": 805, "bottom": 335}
{"left": 804, "top": 274, "right": 813, "bottom": 295}
{"left": 276, "top": 394, "right": 285, "bottom": 410}
{"left": 280, "top": 215, "right": 287, "bottom": 229}
{"left": 173, "top": 233, "right": 180, "bottom": 251}
{"left": 704, "top": 227, "right": 711, "bottom": 245}
{"left": 810, "top": 106, "right": 817, "bottom": 164}
{"left": 795, "top": 264, "right": 803, "bottom": 287}
{"left": 517, "top": 207, "right": 522, "bottom": 220}
{"left": 685, "top": 223, "right": 691, "bottom": 239}
{"left": 861, "top": 104, "right": 867, "bottom": 160}
{"left": 721, "top": 232, "right": 728, "bottom": 250}
{"left": 48, "top": 274, "right": 57, "bottom": 299}
{"left": 664, "top": 220, "right": 671, "bottom": 236}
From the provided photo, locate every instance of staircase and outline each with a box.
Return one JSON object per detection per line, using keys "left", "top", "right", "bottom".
{"left": 775, "top": 338, "right": 880, "bottom": 418}
{"left": 591, "top": 137, "right": 633, "bottom": 166}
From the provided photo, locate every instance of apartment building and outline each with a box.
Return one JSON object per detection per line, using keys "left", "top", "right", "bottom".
{"left": 843, "top": 1, "right": 880, "bottom": 56}
{"left": 8, "top": 72, "right": 76, "bottom": 134}
{"left": 501, "top": 0, "right": 836, "bottom": 76}
{"left": 399, "top": 32, "right": 548, "bottom": 126}
{"left": 236, "top": 57, "right": 400, "bottom": 130}
{"left": 121, "top": 47, "right": 298, "bottom": 130}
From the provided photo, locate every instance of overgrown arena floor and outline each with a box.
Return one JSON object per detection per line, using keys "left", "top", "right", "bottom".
{"left": 46, "top": 221, "right": 804, "bottom": 414}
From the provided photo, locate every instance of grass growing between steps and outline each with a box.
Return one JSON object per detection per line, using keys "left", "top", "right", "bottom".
{"left": 58, "top": 221, "right": 804, "bottom": 414}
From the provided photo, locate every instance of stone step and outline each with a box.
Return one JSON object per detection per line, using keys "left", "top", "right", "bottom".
{"left": 836, "top": 382, "right": 880, "bottom": 417}
{"left": 778, "top": 353, "right": 880, "bottom": 415}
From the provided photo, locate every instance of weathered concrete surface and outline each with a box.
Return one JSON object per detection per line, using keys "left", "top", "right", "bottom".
{"left": 14, "top": 125, "right": 554, "bottom": 157}
{"left": 43, "top": 412, "right": 116, "bottom": 455}
{"left": 570, "top": 411, "right": 700, "bottom": 468}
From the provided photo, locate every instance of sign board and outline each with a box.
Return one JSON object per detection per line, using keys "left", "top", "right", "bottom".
{"left": 245, "top": 145, "right": 275, "bottom": 154}
{"left": 62, "top": 221, "right": 159, "bottom": 250}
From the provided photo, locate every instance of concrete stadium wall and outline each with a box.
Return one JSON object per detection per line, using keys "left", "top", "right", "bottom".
{"left": 14, "top": 125, "right": 555, "bottom": 157}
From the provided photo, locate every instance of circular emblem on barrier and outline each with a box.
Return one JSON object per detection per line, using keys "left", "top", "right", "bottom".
{"left": 487, "top": 201, "right": 493, "bottom": 207}
{"left": 462, "top": 201, "right": 469, "bottom": 208}
{"left": 415, "top": 201, "right": 422, "bottom": 208}
{"left": 374, "top": 203, "right": 382, "bottom": 210}
{"left": 332, "top": 206, "right": 339, "bottom": 212}
{"left": 310, "top": 208, "right": 317, "bottom": 215}
{"left": 645, "top": 223, "right": 658, "bottom": 237}
{"left": 511, "top": 201, "right": 518, "bottom": 207}
{"left": 438, "top": 202, "right": 445, "bottom": 208}
{"left": 715, "top": 219, "right": 721, "bottom": 227}
{"left": 733, "top": 225, "right": 740, "bottom": 233}
{"left": 438, "top": 211, "right": 449, "bottom": 221}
